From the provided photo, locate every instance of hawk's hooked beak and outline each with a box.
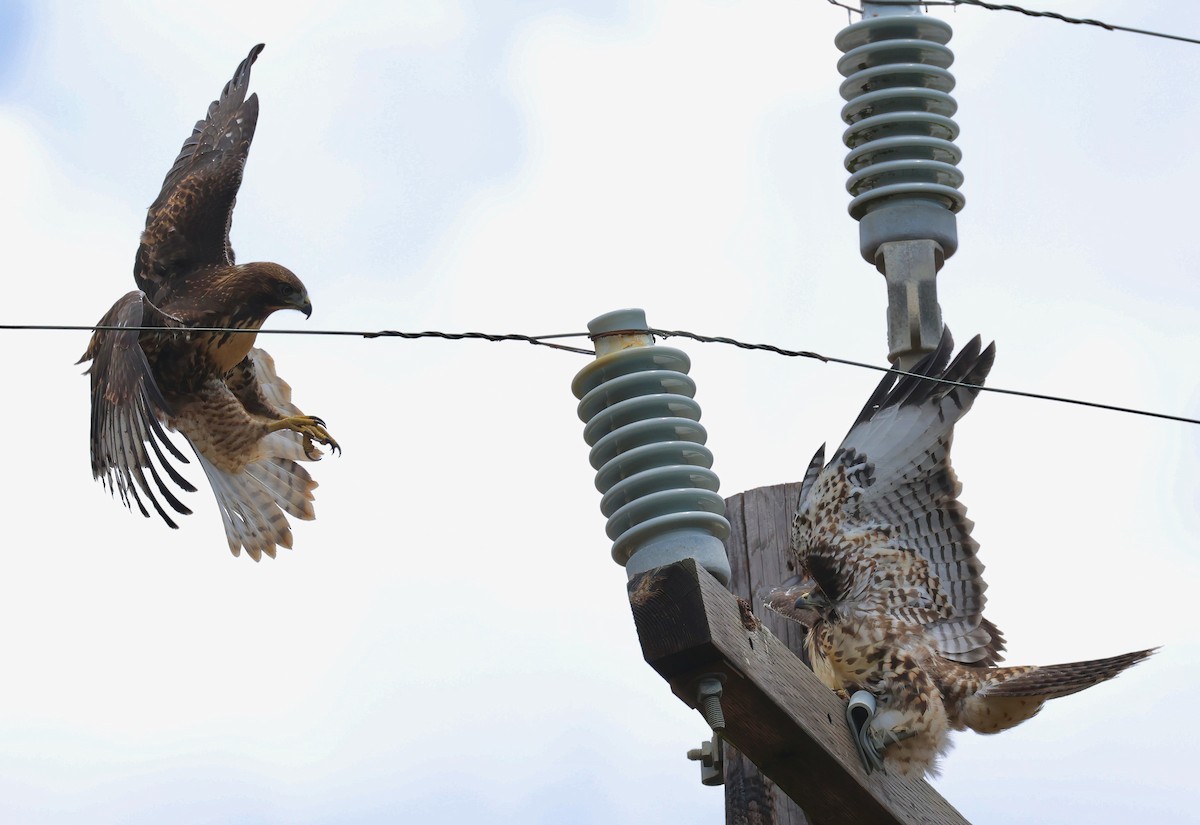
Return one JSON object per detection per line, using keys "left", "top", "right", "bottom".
{"left": 289, "top": 292, "right": 312, "bottom": 319}
{"left": 794, "top": 588, "right": 829, "bottom": 611}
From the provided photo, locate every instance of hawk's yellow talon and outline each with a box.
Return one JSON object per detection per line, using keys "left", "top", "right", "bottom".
{"left": 268, "top": 415, "right": 341, "bottom": 455}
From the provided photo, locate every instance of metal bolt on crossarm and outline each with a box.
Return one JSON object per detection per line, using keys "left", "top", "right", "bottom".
{"left": 686, "top": 738, "right": 724, "bottom": 787}
{"left": 695, "top": 675, "right": 727, "bottom": 733}
{"left": 571, "top": 309, "right": 731, "bottom": 585}
{"left": 686, "top": 674, "right": 728, "bottom": 787}
{"left": 837, "top": 2, "right": 964, "bottom": 367}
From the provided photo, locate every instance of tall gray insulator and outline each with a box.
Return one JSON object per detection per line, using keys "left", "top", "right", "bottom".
{"left": 836, "top": 5, "right": 964, "bottom": 367}
{"left": 572, "top": 309, "right": 731, "bottom": 585}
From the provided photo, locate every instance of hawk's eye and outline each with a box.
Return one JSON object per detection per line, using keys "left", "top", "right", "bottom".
{"left": 278, "top": 283, "right": 296, "bottom": 298}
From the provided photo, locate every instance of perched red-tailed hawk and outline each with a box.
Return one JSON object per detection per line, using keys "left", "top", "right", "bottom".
{"left": 764, "top": 330, "right": 1153, "bottom": 777}
{"left": 79, "top": 44, "right": 339, "bottom": 561}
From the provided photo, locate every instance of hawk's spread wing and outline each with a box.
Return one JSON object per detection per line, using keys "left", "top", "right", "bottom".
{"left": 79, "top": 291, "right": 196, "bottom": 525}
{"left": 792, "top": 330, "right": 1004, "bottom": 665}
{"left": 135, "top": 44, "right": 264, "bottom": 297}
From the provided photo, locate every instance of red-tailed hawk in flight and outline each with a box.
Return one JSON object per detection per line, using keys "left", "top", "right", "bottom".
{"left": 79, "top": 44, "right": 339, "bottom": 561}
{"left": 764, "top": 330, "right": 1153, "bottom": 777}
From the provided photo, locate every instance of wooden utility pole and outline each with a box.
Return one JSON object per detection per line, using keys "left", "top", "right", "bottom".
{"left": 722, "top": 483, "right": 813, "bottom": 825}
{"left": 627, "top": 483, "right": 970, "bottom": 825}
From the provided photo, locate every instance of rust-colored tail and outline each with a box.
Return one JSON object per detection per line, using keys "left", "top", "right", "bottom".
{"left": 982, "top": 648, "right": 1156, "bottom": 700}
{"left": 957, "top": 648, "right": 1155, "bottom": 735}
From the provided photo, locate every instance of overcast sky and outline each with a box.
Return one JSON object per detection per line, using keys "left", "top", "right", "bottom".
{"left": 1, "top": 1, "right": 1197, "bottom": 823}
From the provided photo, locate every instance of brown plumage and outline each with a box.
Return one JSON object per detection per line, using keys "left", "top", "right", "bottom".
{"left": 79, "top": 44, "right": 339, "bottom": 561}
{"left": 763, "top": 330, "right": 1154, "bottom": 777}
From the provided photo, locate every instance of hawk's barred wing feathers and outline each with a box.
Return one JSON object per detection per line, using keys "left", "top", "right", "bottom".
{"left": 78, "top": 291, "right": 195, "bottom": 527}
{"left": 793, "top": 329, "right": 1003, "bottom": 665}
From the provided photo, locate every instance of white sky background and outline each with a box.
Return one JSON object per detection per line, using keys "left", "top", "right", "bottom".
{"left": 0, "top": 1, "right": 1197, "bottom": 822}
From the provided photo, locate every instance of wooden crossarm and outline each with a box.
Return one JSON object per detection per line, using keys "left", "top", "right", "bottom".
{"left": 629, "top": 557, "right": 969, "bottom": 825}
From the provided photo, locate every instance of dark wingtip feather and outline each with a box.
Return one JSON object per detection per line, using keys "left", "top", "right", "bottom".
{"left": 223, "top": 44, "right": 265, "bottom": 102}
{"left": 854, "top": 327, "right": 998, "bottom": 424}
{"left": 796, "top": 443, "right": 827, "bottom": 513}
{"left": 852, "top": 327, "right": 957, "bottom": 426}
{"left": 894, "top": 327, "right": 956, "bottom": 408}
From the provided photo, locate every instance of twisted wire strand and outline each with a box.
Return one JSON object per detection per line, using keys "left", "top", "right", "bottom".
{"left": 4, "top": 321, "right": 1195, "bottom": 425}
{"left": 825, "top": 0, "right": 1200, "bottom": 46}
{"left": 1, "top": 323, "right": 595, "bottom": 355}
{"left": 648, "top": 328, "right": 1200, "bottom": 427}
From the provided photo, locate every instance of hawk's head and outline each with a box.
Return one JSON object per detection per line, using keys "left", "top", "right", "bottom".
{"left": 792, "top": 582, "right": 831, "bottom": 613}
{"left": 228, "top": 262, "right": 313, "bottom": 320}
{"left": 758, "top": 575, "right": 830, "bottom": 628}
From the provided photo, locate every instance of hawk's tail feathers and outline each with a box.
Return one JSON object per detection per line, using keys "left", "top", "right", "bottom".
{"left": 956, "top": 648, "right": 1154, "bottom": 735}
{"left": 980, "top": 648, "right": 1157, "bottom": 700}
{"left": 188, "top": 346, "right": 322, "bottom": 560}
{"left": 195, "top": 451, "right": 318, "bottom": 561}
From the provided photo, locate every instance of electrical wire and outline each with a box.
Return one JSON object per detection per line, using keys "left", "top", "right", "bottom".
{"left": 649, "top": 328, "right": 1200, "bottom": 427}
{"left": 3, "top": 321, "right": 1196, "bottom": 427}
{"left": 1, "top": 323, "right": 595, "bottom": 355}
{"left": 825, "top": 0, "right": 1200, "bottom": 46}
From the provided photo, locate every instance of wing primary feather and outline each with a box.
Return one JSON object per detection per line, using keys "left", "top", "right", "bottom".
{"left": 796, "top": 443, "right": 826, "bottom": 510}
{"left": 143, "top": 414, "right": 196, "bottom": 483}
{"left": 890, "top": 328, "right": 955, "bottom": 409}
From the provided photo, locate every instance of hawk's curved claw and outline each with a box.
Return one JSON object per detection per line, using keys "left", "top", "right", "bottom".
{"left": 847, "top": 690, "right": 886, "bottom": 774}
{"left": 268, "top": 415, "right": 341, "bottom": 456}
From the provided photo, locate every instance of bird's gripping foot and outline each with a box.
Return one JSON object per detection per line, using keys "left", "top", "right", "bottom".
{"left": 267, "top": 415, "right": 341, "bottom": 457}
{"left": 845, "top": 690, "right": 917, "bottom": 774}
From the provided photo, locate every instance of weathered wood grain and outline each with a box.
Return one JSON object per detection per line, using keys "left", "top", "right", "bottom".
{"left": 723, "top": 485, "right": 813, "bottom": 825}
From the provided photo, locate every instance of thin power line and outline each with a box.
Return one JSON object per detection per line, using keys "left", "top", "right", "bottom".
{"left": 826, "top": 0, "right": 1200, "bottom": 46}
{"left": 1, "top": 323, "right": 595, "bottom": 355}
{"left": 3, "top": 321, "right": 1196, "bottom": 427}
{"left": 649, "top": 328, "right": 1200, "bottom": 427}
